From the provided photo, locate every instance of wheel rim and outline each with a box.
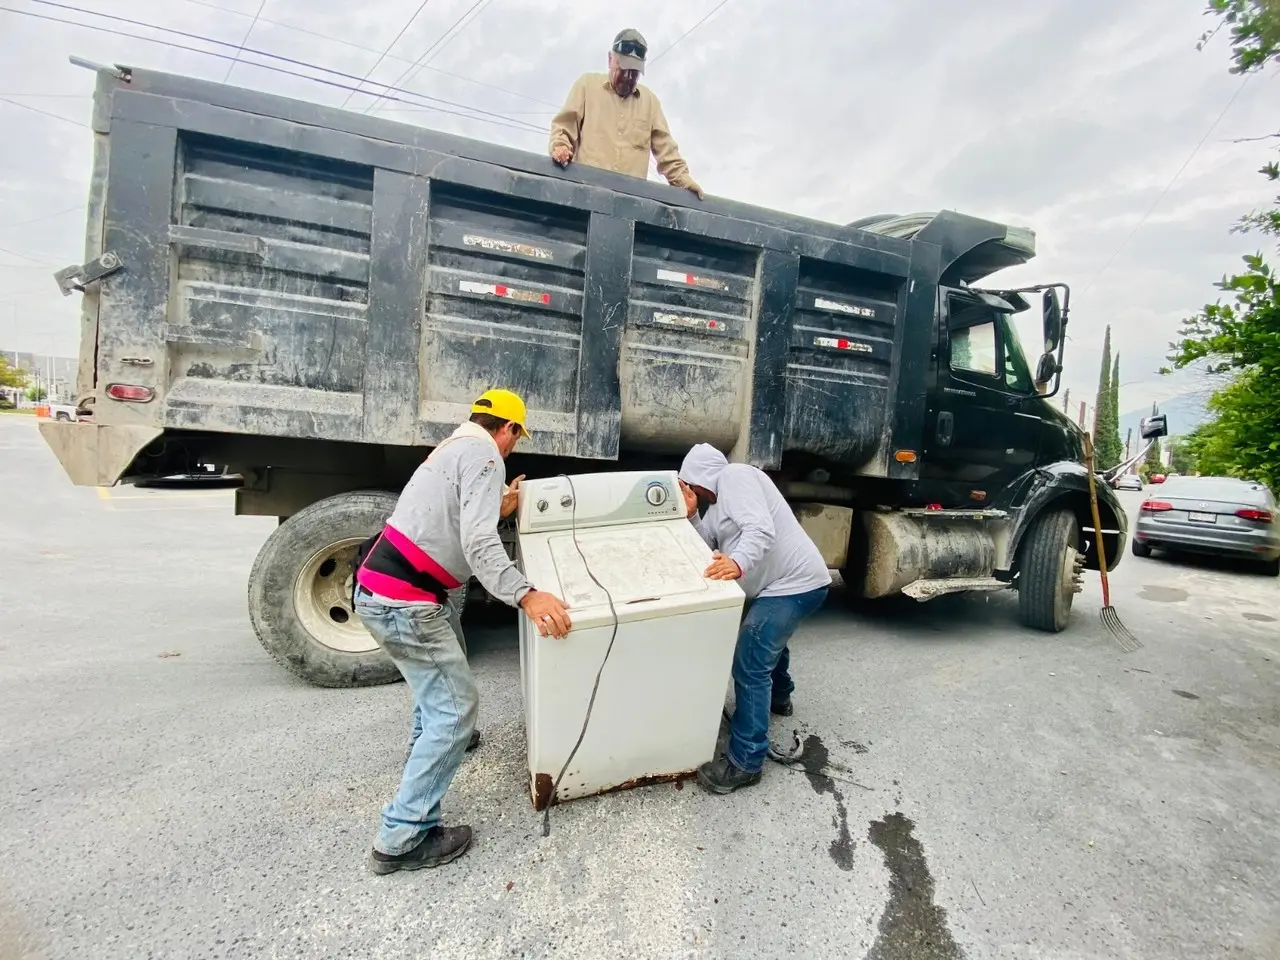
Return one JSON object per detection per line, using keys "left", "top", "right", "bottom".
{"left": 293, "top": 537, "right": 378, "bottom": 654}
{"left": 1057, "top": 542, "right": 1083, "bottom": 622}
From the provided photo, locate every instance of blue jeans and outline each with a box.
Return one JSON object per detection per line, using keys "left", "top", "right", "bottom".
{"left": 356, "top": 589, "right": 477, "bottom": 856}
{"left": 728, "top": 587, "right": 829, "bottom": 773}
{"left": 407, "top": 588, "right": 468, "bottom": 752}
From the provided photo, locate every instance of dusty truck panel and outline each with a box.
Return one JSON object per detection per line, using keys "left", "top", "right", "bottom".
{"left": 70, "top": 65, "right": 930, "bottom": 477}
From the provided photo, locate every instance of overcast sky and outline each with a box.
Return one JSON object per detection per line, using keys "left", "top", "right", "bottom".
{"left": 1, "top": 0, "right": 1275, "bottom": 415}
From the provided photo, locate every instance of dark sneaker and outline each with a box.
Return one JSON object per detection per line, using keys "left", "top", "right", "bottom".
{"left": 770, "top": 698, "right": 794, "bottom": 717}
{"left": 696, "top": 755, "right": 763, "bottom": 795}
{"left": 368, "top": 824, "right": 472, "bottom": 875}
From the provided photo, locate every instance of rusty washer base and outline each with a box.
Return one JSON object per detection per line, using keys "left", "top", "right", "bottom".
{"left": 531, "top": 769, "right": 695, "bottom": 811}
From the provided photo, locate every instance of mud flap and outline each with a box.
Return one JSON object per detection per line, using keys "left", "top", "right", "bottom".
{"left": 37, "top": 420, "right": 163, "bottom": 487}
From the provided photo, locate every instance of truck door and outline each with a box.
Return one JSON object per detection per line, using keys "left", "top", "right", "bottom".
{"left": 922, "top": 290, "right": 1043, "bottom": 504}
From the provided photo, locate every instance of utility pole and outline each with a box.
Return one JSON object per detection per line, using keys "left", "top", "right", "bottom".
{"left": 1125, "top": 427, "right": 1132, "bottom": 460}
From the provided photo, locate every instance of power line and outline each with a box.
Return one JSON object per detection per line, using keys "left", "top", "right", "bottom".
{"left": 10, "top": 4, "right": 544, "bottom": 135}
{"left": 339, "top": 0, "right": 433, "bottom": 109}
{"left": 175, "top": 0, "right": 559, "bottom": 108}
{"left": 0, "top": 94, "right": 88, "bottom": 129}
{"left": 367, "top": 0, "right": 493, "bottom": 115}
{"left": 0, "top": 93, "right": 90, "bottom": 98}
{"left": 222, "top": 0, "right": 268, "bottom": 82}
{"left": 0, "top": 244, "right": 62, "bottom": 267}
{"left": 0, "top": 204, "right": 84, "bottom": 231}
{"left": 1080, "top": 74, "right": 1254, "bottom": 298}
{"left": 650, "top": 0, "right": 735, "bottom": 64}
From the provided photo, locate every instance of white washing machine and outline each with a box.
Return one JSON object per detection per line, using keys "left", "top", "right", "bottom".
{"left": 515, "top": 470, "right": 745, "bottom": 810}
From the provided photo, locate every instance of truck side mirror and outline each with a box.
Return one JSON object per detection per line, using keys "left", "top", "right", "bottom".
{"left": 1042, "top": 289, "right": 1063, "bottom": 351}
{"left": 1140, "top": 414, "right": 1168, "bottom": 440}
{"left": 1034, "top": 352, "right": 1060, "bottom": 388}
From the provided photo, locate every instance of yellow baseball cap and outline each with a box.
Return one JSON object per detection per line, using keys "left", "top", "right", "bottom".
{"left": 471, "top": 388, "right": 531, "bottom": 438}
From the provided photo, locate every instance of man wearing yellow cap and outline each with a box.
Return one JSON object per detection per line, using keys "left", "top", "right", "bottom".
{"left": 354, "top": 388, "right": 571, "bottom": 874}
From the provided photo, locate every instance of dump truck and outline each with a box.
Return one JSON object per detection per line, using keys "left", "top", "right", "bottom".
{"left": 39, "top": 63, "right": 1151, "bottom": 688}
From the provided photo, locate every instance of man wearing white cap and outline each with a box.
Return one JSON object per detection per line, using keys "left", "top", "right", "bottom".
{"left": 678, "top": 443, "right": 831, "bottom": 795}
{"left": 549, "top": 28, "right": 704, "bottom": 199}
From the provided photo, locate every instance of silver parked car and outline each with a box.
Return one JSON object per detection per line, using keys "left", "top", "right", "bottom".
{"left": 1132, "top": 476, "right": 1280, "bottom": 576}
{"left": 1113, "top": 474, "right": 1143, "bottom": 491}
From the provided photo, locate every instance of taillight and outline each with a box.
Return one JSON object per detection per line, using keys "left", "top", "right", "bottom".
{"left": 1141, "top": 500, "right": 1172, "bottom": 512}
{"left": 1235, "top": 508, "right": 1274, "bottom": 523}
{"left": 106, "top": 383, "right": 155, "bottom": 402}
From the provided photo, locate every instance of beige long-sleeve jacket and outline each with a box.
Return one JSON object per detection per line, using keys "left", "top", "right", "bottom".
{"left": 548, "top": 73, "right": 701, "bottom": 195}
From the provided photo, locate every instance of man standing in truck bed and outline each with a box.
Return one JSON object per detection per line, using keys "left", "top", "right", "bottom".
{"left": 549, "top": 28, "right": 704, "bottom": 199}
{"left": 354, "top": 389, "right": 571, "bottom": 874}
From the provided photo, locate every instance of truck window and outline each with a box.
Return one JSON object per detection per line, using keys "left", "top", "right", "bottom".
{"left": 950, "top": 322, "right": 998, "bottom": 377}
{"left": 948, "top": 294, "right": 1037, "bottom": 394}
{"left": 1001, "top": 319, "right": 1035, "bottom": 393}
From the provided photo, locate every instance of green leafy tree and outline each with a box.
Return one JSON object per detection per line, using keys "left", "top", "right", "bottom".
{"left": 1168, "top": 256, "right": 1280, "bottom": 490}
{"left": 1169, "top": 435, "right": 1198, "bottom": 473}
{"left": 1165, "top": 1, "right": 1280, "bottom": 490}
{"left": 1202, "top": 1, "right": 1280, "bottom": 235}
{"left": 1144, "top": 436, "right": 1164, "bottom": 475}
{"left": 0, "top": 353, "right": 27, "bottom": 390}
{"left": 25, "top": 385, "right": 47, "bottom": 402}
{"left": 1092, "top": 326, "right": 1123, "bottom": 467}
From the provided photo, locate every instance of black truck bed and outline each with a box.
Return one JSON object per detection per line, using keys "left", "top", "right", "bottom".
{"left": 72, "top": 64, "right": 1026, "bottom": 481}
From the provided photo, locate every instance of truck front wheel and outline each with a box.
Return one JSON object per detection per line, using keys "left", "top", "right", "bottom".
{"left": 248, "top": 490, "right": 400, "bottom": 688}
{"left": 1016, "top": 508, "right": 1081, "bottom": 633}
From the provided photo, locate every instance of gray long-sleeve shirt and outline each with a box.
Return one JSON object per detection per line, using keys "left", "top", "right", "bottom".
{"left": 679, "top": 443, "right": 832, "bottom": 601}
{"left": 386, "top": 421, "right": 533, "bottom": 607}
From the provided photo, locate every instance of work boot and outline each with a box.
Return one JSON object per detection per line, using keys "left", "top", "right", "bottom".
{"left": 770, "top": 698, "right": 794, "bottom": 717}
{"left": 696, "top": 755, "right": 762, "bottom": 795}
{"left": 368, "top": 824, "right": 472, "bottom": 875}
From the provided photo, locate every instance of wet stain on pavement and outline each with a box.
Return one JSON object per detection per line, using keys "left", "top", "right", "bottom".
{"left": 1243, "top": 612, "right": 1276, "bottom": 623}
{"left": 1140, "top": 585, "right": 1188, "bottom": 603}
{"left": 865, "top": 813, "right": 964, "bottom": 960}
{"left": 1172, "top": 689, "right": 1201, "bottom": 700}
{"left": 800, "top": 734, "right": 854, "bottom": 871}
{"left": 842, "top": 740, "right": 870, "bottom": 754}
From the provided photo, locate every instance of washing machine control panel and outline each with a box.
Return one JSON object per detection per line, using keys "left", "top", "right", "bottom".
{"left": 517, "top": 470, "right": 684, "bottom": 533}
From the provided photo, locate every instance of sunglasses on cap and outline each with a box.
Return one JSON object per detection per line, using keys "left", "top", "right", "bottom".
{"left": 612, "top": 39, "right": 647, "bottom": 60}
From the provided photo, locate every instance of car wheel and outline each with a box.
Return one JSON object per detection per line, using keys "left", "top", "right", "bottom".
{"left": 1131, "top": 540, "right": 1153, "bottom": 559}
{"left": 1263, "top": 556, "right": 1280, "bottom": 578}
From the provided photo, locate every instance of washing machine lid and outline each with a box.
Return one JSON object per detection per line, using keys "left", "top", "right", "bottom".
{"left": 521, "top": 520, "right": 744, "bottom": 628}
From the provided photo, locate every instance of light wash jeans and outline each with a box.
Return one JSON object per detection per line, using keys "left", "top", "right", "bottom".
{"left": 356, "top": 587, "right": 477, "bottom": 856}
{"left": 728, "top": 587, "right": 829, "bottom": 773}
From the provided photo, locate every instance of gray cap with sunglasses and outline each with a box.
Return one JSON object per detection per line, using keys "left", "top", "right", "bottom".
{"left": 611, "top": 28, "right": 648, "bottom": 73}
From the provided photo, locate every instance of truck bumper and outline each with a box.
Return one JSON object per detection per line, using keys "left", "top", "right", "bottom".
{"left": 37, "top": 420, "right": 163, "bottom": 486}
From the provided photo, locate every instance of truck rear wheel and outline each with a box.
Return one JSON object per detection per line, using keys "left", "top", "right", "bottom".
{"left": 1017, "top": 508, "right": 1080, "bottom": 633}
{"left": 248, "top": 490, "right": 400, "bottom": 688}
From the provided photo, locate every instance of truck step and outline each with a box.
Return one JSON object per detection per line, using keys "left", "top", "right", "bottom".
{"left": 901, "top": 577, "right": 1010, "bottom": 601}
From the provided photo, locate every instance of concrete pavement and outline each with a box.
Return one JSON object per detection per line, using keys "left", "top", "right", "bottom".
{"left": 1, "top": 414, "right": 1278, "bottom": 959}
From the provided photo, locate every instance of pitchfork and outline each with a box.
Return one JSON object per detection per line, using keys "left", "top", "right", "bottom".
{"left": 1083, "top": 433, "right": 1141, "bottom": 652}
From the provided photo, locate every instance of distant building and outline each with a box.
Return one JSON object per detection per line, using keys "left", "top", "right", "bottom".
{"left": 0, "top": 349, "right": 76, "bottom": 402}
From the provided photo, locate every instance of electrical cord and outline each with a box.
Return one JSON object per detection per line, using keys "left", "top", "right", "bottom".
{"left": 541, "top": 473, "right": 620, "bottom": 838}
